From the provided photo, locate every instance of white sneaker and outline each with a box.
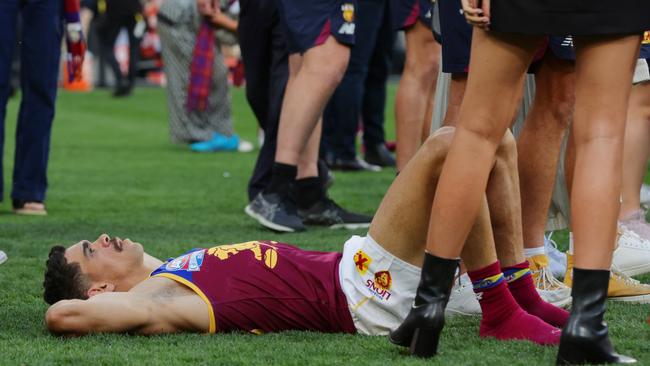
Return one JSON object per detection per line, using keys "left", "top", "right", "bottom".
{"left": 641, "top": 183, "right": 650, "bottom": 210}
{"left": 612, "top": 224, "right": 650, "bottom": 276}
{"left": 528, "top": 254, "right": 572, "bottom": 308}
{"left": 544, "top": 233, "right": 567, "bottom": 279}
{"left": 0, "top": 250, "right": 6, "bottom": 265}
{"left": 446, "top": 273, "right": 481, "bottom": 316}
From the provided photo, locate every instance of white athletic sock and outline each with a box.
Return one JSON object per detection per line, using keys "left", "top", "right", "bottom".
{"left": 524, "top": 246, "right": 546, "bottom": 258}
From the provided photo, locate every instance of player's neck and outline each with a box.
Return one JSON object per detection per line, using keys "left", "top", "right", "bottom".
{"left": 121, "top": 253, "right": 163, "bottom": 291}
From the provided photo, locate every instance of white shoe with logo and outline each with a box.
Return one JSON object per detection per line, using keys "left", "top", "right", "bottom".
{"left": 446, "top": 273, "right": 481, "bottom": 316}
{"left": 0, "top": 250, "right": 6, "bottom": 265}
{"left": 612, "top": 224, "right": 650, "bottom": 276}
{"left": 544, "top": 233, "right": 567, "bottom": 279}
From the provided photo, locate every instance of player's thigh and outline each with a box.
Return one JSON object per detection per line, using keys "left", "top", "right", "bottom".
{"left": 458, "top": 30, "right": 542, "bottom": 142}
{"left": 572, "top": 35, "right": 640, "bottom": 143}
{"left": 369, "top": 127, "right": 455, "bottom": 266}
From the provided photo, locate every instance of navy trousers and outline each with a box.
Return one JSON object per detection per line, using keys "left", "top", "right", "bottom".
{"left": 239, "top": 0, "right": 290, "bottom": 201}
{"left": 322, "top": 0, "right": 390, "bottom": 161}
{"left": 0, "top": 0, "right": 63, "bottom": 203}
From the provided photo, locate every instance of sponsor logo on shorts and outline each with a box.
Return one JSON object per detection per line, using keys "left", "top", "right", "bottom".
{"left": 354, "top": 250, "right": 372, "bottom": 275}
{"left": 339, "top": 3, "right": 356, "bottom": 35}
{"left": 560, "top": 36, "right": 574, "bottom": 48}
{"left": 365, "top": 270, "right": 393, "bottom": 301}
{"left": 166, "top": 249, "right": 205, "bottom": 272}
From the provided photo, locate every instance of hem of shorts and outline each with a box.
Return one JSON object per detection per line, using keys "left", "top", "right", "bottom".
{"left": 365, "top": 234, "right": 421, "bottom": 276}
{"left": 441, "top": 64, "right": 469, "bottom": 74}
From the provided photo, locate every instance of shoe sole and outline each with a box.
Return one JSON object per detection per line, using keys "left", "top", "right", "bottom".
{"left": 617, "top": 263, "right": 650, "bottom": 277}
{"left": 444, "top": 308, "right": 481, "bottom": 316}
{"left": 13, "top": 208, "right": 47, "bottom": 216}
{"left": 609, "top": 293, "right": 650, "bottom": 304}
{"left": 244, "top": 205, "right": 301, "bottom": 233}
{"left": 329, "top": 222, "right": 371, "bottom": 230}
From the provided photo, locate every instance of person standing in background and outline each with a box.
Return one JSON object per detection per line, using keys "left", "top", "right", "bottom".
{"left": 321, "top": 0, "right": 394, "bottom": 171}
{"left": 96, "top": 0, "right": 143, "bottom": 97}
{"left": 157, "top": 0, "right": 250, "bottom": 151}
{"left": 0, "top": 0, "right": 85, "bottom": 215}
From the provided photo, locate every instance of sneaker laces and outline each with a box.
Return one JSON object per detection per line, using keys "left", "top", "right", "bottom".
{"left": 533, "top": 264, "right": 567, "bottom": 291}
{"left": 610, "top": 263, "right": 644, "bottom": 287}
{"left": 618, "top": 224, "right": 650, "bottom": 248}
{"left": 544, "top": 232, "right": 562, "bottom": 254}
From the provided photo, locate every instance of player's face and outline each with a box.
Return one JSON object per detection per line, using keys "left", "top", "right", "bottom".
{"left": 65, "top": 234, "right": 144, "bottom": 283}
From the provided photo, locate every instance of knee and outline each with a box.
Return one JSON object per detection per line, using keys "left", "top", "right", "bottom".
{"left": 421, "top": 126, "right": 455, "bottom": 157}
{"left": 304, "top": 54, "right": 349, "bottom": 88}
{"left": 403, "top": 47, "right": 439, "bottom": 83}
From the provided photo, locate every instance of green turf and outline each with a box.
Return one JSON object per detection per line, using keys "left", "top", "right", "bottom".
{"left": 1, "top": 86, "right": 649, "bottom": 365}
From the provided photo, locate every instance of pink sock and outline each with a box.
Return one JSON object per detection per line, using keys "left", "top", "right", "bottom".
{"left": 503, "top": 261, "right": 569, "bottom": 328}
{"left": 468, "top": 261, "right": 561, "bottom": 345}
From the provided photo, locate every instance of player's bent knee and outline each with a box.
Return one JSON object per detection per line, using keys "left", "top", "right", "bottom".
{"left": 422, "top": 126, "right": 455, "bottom": 155}
{"left": 496, "top": 129, "right": 517, "bottom": 160}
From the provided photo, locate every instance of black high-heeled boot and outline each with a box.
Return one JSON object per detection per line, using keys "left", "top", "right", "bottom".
{"left": 389, "top": 252, "right": 459, "bottom": 358}
{"left": 556, "top": 268, "right": 636, "bottom": 365}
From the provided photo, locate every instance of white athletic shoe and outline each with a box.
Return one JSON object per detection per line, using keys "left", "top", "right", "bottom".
{"left": 641, "top": 183, "right": 650, "bottom": 210}
{"left": 446, "top": 273, "right": 481, "bottom": 316}
{"left": 544, "top": 233, "right": 567, "bottom": 279}
{"left": 612, "top": 224, "right": 650, "bottom": 277}
{"left": 528, "top": 254, "right": 572, "bottom": 308}
{"left": 0, "top": 250, "right": 6, "bottom": 265}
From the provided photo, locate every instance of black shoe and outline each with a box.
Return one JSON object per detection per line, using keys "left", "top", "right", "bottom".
{"left": 330, "top": 157, "right": 381, "bottom": 172}
{"left": 365, "top": 144, "right": 396, "bottom": 167}
{"left": 245, "top": 192, "right": 305, "bottom": 232}
{"left": 389, "top": 253, "right": 459, "bottom": 358}
{"left": 113, "top": 83, "right": 133, "bottom": 97}
{"left": 556, "top": 268, "right": 636, "bottom": 365}
{"left": 298, "top": 197, "right": 372, "bottom": 229}
{"left": 317, "top": 159, "right": 335, "bottom": 190}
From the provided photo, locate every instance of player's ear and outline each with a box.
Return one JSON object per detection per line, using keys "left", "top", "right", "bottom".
{"left": 86, "top": 283, "right": 116, "bottom": 298}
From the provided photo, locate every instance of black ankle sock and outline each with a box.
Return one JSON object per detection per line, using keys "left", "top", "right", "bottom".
{"left": 295, "top": 177, "right": 325, "bottom": 209}
{"left": 266, "top": 163, "right": 297, "bottom": 194}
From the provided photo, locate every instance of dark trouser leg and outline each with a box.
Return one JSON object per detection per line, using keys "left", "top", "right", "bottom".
{"left": 125, "top": 16, "right": 140, "bottom": 87}
{"left": 362, "top": 0, "right": 392, "bottom": 149}
{"left": 99, "top": 21, "right": 123, "bottom": 87}
{"left": 240, "top": 0, "right": 289, "bottom": 201}
{"left": 0, "top": 0, "right": 20, "bottom": 202}
{"left": 13, "top": 0, "right": 63, "bottom": 202}
{"left": 321, "top": 0, "right": 385, "bottom": 161}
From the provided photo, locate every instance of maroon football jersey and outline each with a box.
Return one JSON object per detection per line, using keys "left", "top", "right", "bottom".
{"left": 150, "top": 241, "right": 356, "bottom": 334}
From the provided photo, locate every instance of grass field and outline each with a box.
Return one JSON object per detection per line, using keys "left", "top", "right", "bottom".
{"left": 1, "top": 86, "right": 649, "bottom": 365}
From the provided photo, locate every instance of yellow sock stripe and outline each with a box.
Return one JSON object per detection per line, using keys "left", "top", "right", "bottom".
{"left": 503, "top": 268, "right": 531, "bottom": 283}
{"left": 472, "top": 273, "right": 505, "bottom": 290}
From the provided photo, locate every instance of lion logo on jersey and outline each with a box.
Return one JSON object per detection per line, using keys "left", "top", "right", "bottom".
{"left": 207, "top": 241, "right": 279, "bottom": 269}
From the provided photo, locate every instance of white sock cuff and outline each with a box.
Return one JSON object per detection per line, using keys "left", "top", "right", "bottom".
{"left": 524, "top": 246, "right": 545, "bottom": 258}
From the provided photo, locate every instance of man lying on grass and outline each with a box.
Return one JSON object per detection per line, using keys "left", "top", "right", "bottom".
{"left": 44, "top": 127, "right": 565, "bottom": 346}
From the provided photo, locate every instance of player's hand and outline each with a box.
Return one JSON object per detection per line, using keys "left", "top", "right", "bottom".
{"left": 64, "top": 15, "right": 86, "bottom": 82}
{"left": 461, "top": 0, "right": 490, "bottom": 30}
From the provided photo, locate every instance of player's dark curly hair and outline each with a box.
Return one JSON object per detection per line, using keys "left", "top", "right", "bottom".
{"left": 43, "top": 246, "right": 91, "bottom": 304}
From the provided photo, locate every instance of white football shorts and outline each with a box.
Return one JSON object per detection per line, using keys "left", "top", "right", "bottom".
{"left": 338, "top": 235, "right": 420, "bottom": 335}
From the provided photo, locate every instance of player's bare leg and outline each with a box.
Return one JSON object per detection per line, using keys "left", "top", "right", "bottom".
{"left": 394, "top": 20, "right": 441, "bottom": 171}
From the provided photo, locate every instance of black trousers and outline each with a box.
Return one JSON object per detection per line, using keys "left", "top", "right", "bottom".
{"left": 239, "top": 0, "right": 290, "bottom": 201}
{"left": 97, "top": 14, "right": 140, "bottom": 88}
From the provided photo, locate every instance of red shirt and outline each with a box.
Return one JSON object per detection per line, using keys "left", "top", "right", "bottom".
{"left": 150, "top": 241, "right": 356, "bottom": 334}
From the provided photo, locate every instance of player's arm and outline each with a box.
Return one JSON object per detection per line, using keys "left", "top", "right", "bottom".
{"left": 45, "top": 292, "right": 151, "bottom": 336}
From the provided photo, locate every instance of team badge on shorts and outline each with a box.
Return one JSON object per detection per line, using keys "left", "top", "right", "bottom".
{"left": 365, "top": 270, "right": 393, "bottom": 301}
{"left": 341, "top": 3, "right": 355, "bottom": 22}
{"left": 644, "top": 31, "right": 650, "bottom": 44}
{"left": 354, "top": 250, "right": 372, "bottom": 275}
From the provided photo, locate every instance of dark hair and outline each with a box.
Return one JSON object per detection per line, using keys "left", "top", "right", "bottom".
{"left": 43, "top": 246, "right": 91, "bottom": 304}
